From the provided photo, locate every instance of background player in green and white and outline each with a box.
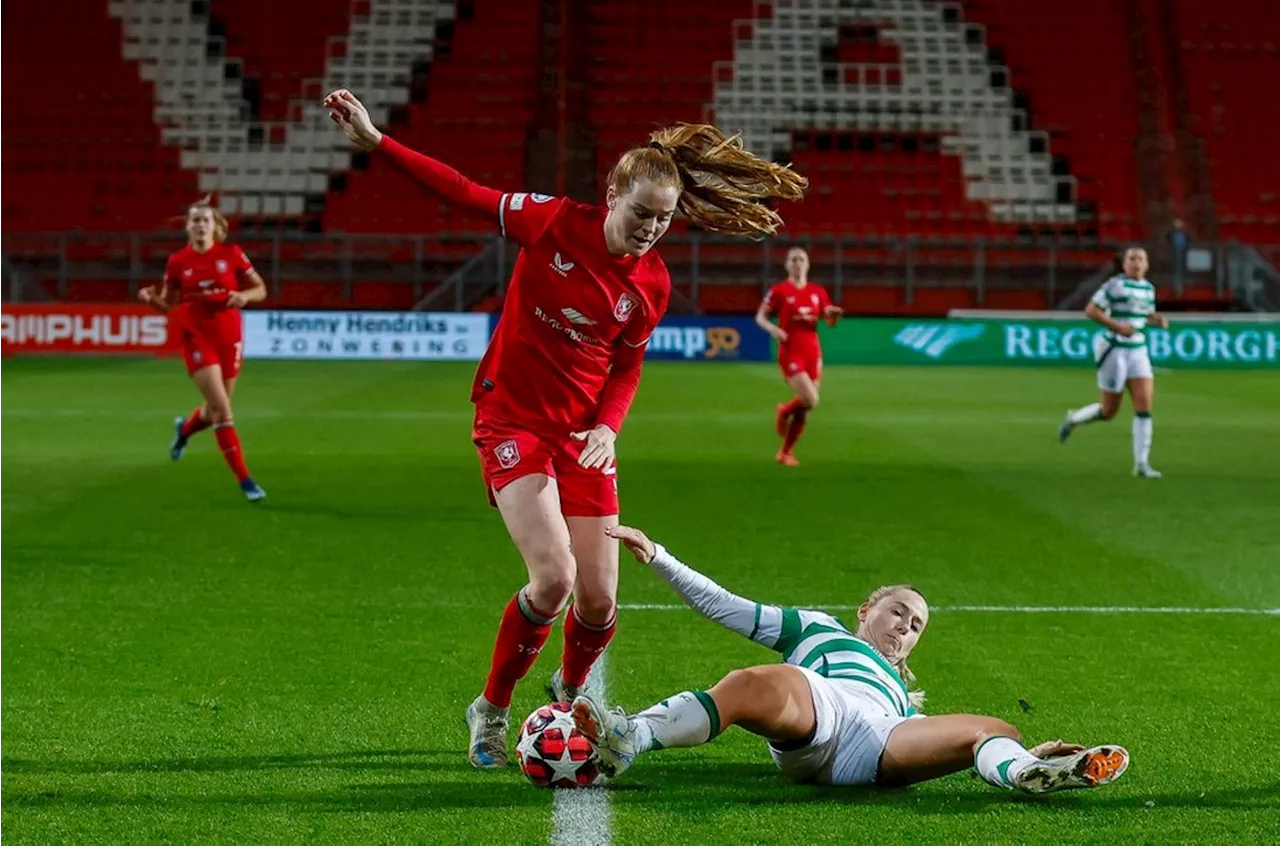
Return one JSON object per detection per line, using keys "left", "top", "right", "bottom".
{"left": 1058, "top": 246, "right": 1169, "bottom": 477}
{"left": 572, "top": 525, "right": 1130, "bottom": 795}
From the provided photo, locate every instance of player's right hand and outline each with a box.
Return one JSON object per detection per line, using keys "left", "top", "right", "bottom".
{"left": 606, "top": 525, "right": 656, "bottom": 565}
{"left": 772, "top": 327, "right": 789, "bottom": 343}
{"left": 1115, "top": 323, "right": 1136, "bottom": 337}
{"left": 323, "top": 89, "right": 383, "bottom": 151}
{"left": 137, "top": 287, "right": 155, "bottom": 304}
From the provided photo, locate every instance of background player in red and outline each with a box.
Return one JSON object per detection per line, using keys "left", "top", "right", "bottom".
{"left": 755, "top": 246, "right": 843, "bottom": 466}
{"left": 325, "top": 88, "right": 808, "bottom": 768}
{"left": 138, "top": 199, "right": 268, "bottom": 501}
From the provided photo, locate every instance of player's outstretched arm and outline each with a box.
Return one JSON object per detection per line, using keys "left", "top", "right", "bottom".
{"left": 323, "top": 88, "right": 502, "bottom": 220}
{"left": 607, "top": 525, "right": 790, "bottom": 651}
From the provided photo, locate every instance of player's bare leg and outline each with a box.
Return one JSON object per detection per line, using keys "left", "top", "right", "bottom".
{"left": 470, "top": 474, "right": 577, "bottom": 767}
{"left": 1059, "top": 388, "right": 1121, "bottom": 443}
{"left": 573, "top": 664, "right": 816, "bottom": 777}
{"left": 550, "top": 515, "right": 620, "bottom": 703}
{"left": 1127, "top": 377, "right": 1159, "bottom": 477}
{"left": 879, "top": 714, "right": 1128, "bottom": 793}
{"left": 189, "top": 366, "right": 264, "bottom": 501}
{"left": 173, "top": 375, "right": 236, "bottom": 460}
{"left": 777, "top": 373, "right": 819, "bottom": 465}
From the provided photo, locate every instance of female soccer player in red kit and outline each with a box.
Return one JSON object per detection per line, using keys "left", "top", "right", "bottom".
{"left": 138, "top": 199, "right": 268, "bottom": 501}
{"left": 755, "top": 246, "right": 842, "bottom": 465}
{"left": 325, "top": 88, "right": 808, "bottom": 768}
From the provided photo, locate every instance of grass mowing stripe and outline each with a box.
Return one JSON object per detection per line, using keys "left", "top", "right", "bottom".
{"left": 618, "top": 604, "right": 1280, "bottom": 614}
{"left": 550, "top": 652, "right": 611, "bottom": 846}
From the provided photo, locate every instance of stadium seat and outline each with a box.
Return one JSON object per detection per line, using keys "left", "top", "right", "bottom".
{"left": 1171, "top": 0, "right": 1280, "bottom": 241}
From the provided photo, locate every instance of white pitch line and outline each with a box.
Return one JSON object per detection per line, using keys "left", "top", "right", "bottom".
{"left": 619, "top": 603, "right": 1279, "bottom": 615}
{"left": 550, "top": 651, "right": 611, "bottom": 846}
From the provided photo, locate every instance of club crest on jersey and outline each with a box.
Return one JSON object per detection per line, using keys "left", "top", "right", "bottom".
{"left": 215, "top": 259, "right": 228, "bottom": 273}
{"left": 494, "top": 439, "right": 521, "bottom": 470}
{"left": 551, "top": 253, "right": 575, "bottom": 276}
{"left": 613, "top": 292, "right": 637, "bottom": 323}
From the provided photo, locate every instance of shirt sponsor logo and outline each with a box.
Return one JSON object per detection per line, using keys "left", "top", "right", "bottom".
{"left": 534, "top": 306, "right": 605, "bottom": 346}
{"left": 561, "top": 307, "right": 597, "bottom": 326}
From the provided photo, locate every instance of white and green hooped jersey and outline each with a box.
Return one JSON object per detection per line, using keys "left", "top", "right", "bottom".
{"left": 1090, "top": 274, "right": 1157, "bottom": 348}
{"left": 752, "top": 605, "right": 916, "bottom": 718}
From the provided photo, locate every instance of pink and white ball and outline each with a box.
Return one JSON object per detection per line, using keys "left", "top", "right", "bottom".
{"left": 515, "top": 702, "right": 605, "bottom": 789}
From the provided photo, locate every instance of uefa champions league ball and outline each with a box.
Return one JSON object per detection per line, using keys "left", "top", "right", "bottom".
{"left": 515, "top": 702, "right": 605, "bottom": 788}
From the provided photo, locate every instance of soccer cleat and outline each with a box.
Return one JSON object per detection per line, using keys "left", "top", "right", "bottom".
{"left": 775, "top": 403, "right": 791, "bottom": 438}
{"left": 570, "top": 695, "right": 637, "bottom": 779}
{"left": 1015, "top": 745, "right": 1129, "bottom": 794}
{"left": 171, "top": 416, "right": 189, "bottom": 461}
{"left": 548, "top": 668, "right": 579, "bottom": 704}
{"left": 1133, "top": 464, "right": 1163, "bottom": 479}
{"left": 465, "top": 696, "right": 510, "bottom": 768}
{"left": 1058, "top": 412, "right": 1074, "bottom": 444}
{"left": 240, "top": 478, "right": 267, "bottom": 502}
{"left": 775, "top": 450, "right": 800, "bottom": 467}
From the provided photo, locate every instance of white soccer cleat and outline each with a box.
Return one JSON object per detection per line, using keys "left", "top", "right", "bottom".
{"left": 547, "top": 668, "right": 579, "bottom": 704}
{"left": 1015, "top": 745, "right": 1129, "bottom": 794}
{"left": 1133, "top": 464, "right": 1163, "bottom": 478}
{"left": 571, "top": 695, "right": 637, "bottom": 778}
{"left": 1058, "top": 412, "right": 1074, "bottom": 444}
{"left": 464, "top": 696, "right": 510, "bottom": 768}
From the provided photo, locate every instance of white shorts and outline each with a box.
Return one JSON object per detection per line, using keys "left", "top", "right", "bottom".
{"left": 1095, "top": 338, "right": 1153, "bottom": 393}
{"left": 767, "top": 666, "right": 912, "bottom": 786}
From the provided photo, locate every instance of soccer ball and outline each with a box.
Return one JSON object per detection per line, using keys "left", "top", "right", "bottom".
{"left": 515, "top": 702, "right": 605, "bottom": 789}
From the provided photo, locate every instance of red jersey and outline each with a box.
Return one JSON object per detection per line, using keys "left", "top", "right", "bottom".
{"left": 764, "top": 280, "right": 831, "bottom": 355}
{"left": 163, "top": 243, "right": 255, "bottom": 321}
{"left": 471, "top": 192, "right": 671, "bottom": 437}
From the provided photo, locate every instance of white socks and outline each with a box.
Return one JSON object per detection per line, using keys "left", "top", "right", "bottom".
{"left": 632, "top": 690, "right": 721, "bottom": 752}
{"left": 975, "top": 736, "right": 1038, "bottom": 790}
{"left": 1067, "top": 402, "right": 1104, "bottom": 425}
{"left": 1133, "top": 412, "right": 1153, "bottom": 466}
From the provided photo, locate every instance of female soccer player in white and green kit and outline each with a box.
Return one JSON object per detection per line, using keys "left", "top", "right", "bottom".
{"left": 571, "top": 525, "right": 1129, "bottom": 795}
{"left": 1058, "top": 246, "right": 1169, "bottom": 477}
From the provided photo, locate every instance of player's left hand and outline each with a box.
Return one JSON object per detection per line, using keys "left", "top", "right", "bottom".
{"left": 1027, "top": 739, "right": 1086, "bottom": 759}
{"left": 823, "top": 305, "right": 844, "bottom": 325}
{"left": 1149, "top": 313, "right": 1169, "bottom": 329}
{"left": 225, "top": 291, "right": 250, "bottom": 308}
{"left": 571, "top": 424, "right": 617, "bottom": 470}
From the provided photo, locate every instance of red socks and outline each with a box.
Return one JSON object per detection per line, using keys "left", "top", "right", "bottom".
{"left": 780, "top": 398, "right": 803, "bottom": 418}
{"left": 214, "top": 423, "right": 251, "bottom": 482}
{"left": 483, "top": 589, "right": 558, "bottom": 709}
{"left": 561, "top": 605, "right": 617, "bottom": 688}
{"left": 782, "top": 407, "right": 809, "bottom": 454}
{"left": 180, "top": 406, "right": 211, "bottom": 439}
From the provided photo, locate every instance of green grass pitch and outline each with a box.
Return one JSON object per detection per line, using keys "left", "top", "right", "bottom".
{"left": 3, "top": 358, "right": 1278, "bottom": 844}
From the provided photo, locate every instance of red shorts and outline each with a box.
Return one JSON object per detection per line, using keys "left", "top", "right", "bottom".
{"left": 778, "top": 347, "right": 822, "bottom": 381}
{"left": 179, "top": 308, "right": 244, "bottom": 379}
{"left": 472, "top": 416, "right": 619, "bottom": 518}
